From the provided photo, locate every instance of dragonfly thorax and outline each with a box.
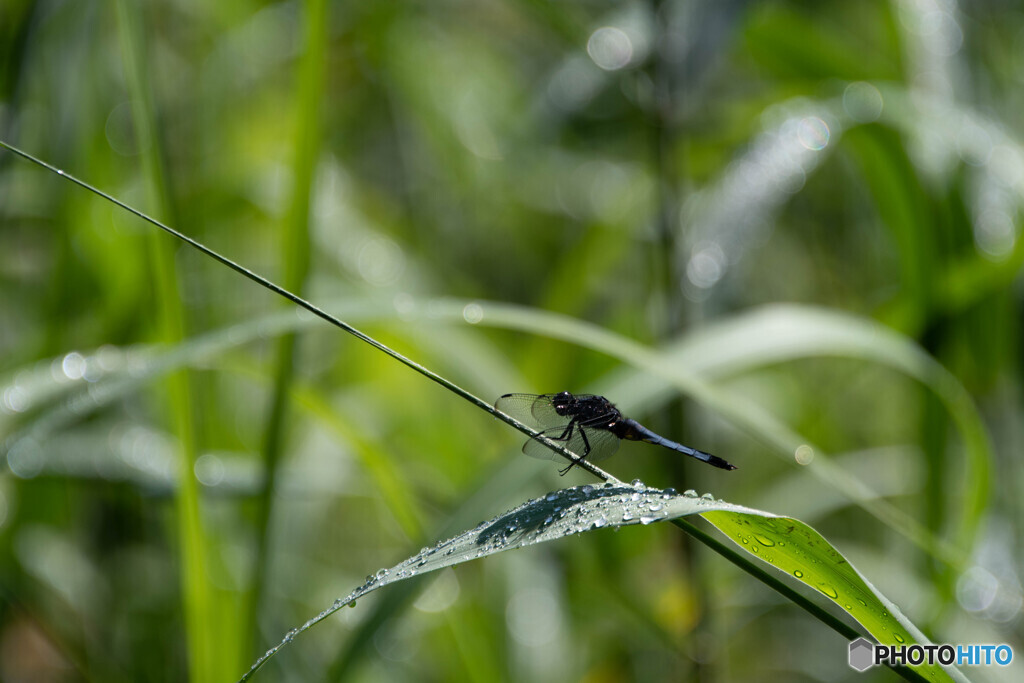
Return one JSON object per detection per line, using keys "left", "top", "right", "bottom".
{"left": 551, "top": 392, "right": 621, "bottom": 424}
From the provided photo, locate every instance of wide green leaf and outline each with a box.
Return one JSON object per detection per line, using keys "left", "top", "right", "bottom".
{"left": 240, "top": 484, "right": 962, "bottom": 682}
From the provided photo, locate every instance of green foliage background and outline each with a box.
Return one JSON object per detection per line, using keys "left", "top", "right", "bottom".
{"left": 0, "top": 0, "right": 1021, "bottom": 681}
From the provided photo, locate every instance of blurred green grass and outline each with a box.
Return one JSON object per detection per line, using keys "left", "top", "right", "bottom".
{"left": 1, "top": 1, "right": 1022, "bottom": 681}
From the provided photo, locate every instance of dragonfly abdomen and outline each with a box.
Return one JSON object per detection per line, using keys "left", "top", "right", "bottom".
{"left": 626, "top": 419, "right": 737, "bottom": 470}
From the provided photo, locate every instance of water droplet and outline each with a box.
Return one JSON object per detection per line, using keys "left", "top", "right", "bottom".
{"left": 753, "top": 534, "right": 775, "bottom": 547}
{"left": 664, "top": 487, "right": 677, "bottom": 496}
{"left": 701, "top": 492, "right": 715, "bottom": 501}
{"left": 349, "top": 600, "right": 357, "bottom": 608}
{"left": 545, "top": 492, "right": 558, "bottom": 501}
{"left": 630, "top": 478, "right": 644, "bottom": 488}
{"left": 622, "top": 511, "right": 634, "bottom": 521}
{"left": 462, "top": 302, "right": 484, "bottom": 324}
{"left": 376, "top": 568, "right": 389, "bottom": 580}
{"left": 683, "top": 489, "right": 698, "bottom": 498}
{"left": 283, "top": 628, "right": 299, "bottom": 643}
{"left": 857, "top": 598, "right": 867, "bottom": 606}
{"left": 649, "top": 503, "right": 663, "bottom": 512}
{"left": 581, "top": 484, "right": 594, "bottom": 494}
{"left": 640, "top": 515, "right": 656, "bottom": 525}
{"left": 894, "top": 633, "right": 905, "bottom": 643}
{"left": 794, "top": 570, "right": 804, "bottom": 578}
{"left": 820, "top": 585, "right": 839, "bottom": 599}
{"left": 592, "top": 515, "right": 608, "bottom": 529}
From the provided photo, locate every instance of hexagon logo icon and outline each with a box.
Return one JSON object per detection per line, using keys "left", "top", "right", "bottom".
{"left": 849, "top": 637, "right": 874, "bottom": 671}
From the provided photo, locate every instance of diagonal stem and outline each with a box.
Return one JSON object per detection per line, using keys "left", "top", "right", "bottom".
{"left": 0, "top": 139, "right": 620, "bottom": 484}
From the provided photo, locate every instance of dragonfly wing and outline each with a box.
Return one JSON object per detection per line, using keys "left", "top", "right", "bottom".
{"left": 527, "top": 394, "right": 566, "bottom": 426}
{"left": 495, "top": 393, "right": 561, "bottom": 429}
{"left": 522, "top": 426, "right": 572, "bottom": 461}
{"left": 573, "top": 425, "right": 620, "bottom": 462}
{"left": 570, "top": 408, "right": 622, "bottom": 462}
{"left": 522, "top": 423, "right": 621, "bottom": 463}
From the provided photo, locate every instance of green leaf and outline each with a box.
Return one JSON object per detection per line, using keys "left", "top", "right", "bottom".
{"left": 239, "top": 484, "right": 962, "bottom": 683}
{"left": 700, "top": 511, "right": 964, "bottom": 683}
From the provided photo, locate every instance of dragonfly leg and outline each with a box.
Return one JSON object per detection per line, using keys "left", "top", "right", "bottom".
{"left": 558, "top": 422, "right": 592, "bottom": 476}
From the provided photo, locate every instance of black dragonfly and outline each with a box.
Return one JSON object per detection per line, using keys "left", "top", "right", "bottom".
{"left": 495, "top": 391, "right": 737, "bottom": 475}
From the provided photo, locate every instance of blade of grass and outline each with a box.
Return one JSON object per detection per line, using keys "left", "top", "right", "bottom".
{"left": 112, "top": 2, "right": 219, "bottom": 681}
{"left": 654, "top": 304, "right": 992, "bottom": 566}
{"left": 6, "top": 293, "right": 982, "bottom": 576}
{"left": 248, "top": 0, "right": 327, "bottom": 661}
{"left": 441, "top": 299, "right": 979, "bottom": 568}
{"left": 241, "top": 484, "right": 955, "bottom": 683}
{"left": 673, "top": 518, "right": 930, "bottom": 683}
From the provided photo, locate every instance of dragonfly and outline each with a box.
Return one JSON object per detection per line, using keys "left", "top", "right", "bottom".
{"left": 495, "top": 391, "right": 737, "bottom": 475}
